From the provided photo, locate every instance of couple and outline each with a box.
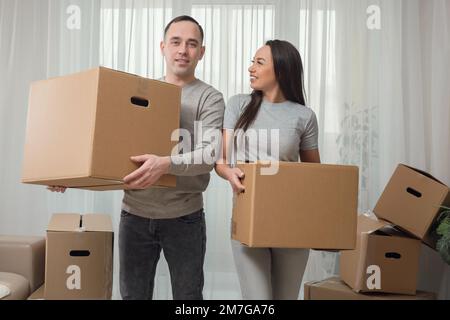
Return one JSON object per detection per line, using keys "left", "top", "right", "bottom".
{"left": 49, "top": 15, "right": 320, "bottom": 300}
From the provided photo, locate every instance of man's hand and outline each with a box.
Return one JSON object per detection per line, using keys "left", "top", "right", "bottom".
{"left": 47, "top": 186, "right": 67, "bottom": 193}
{"left": 124, "top": 154, "right": 171, "bottom": 189}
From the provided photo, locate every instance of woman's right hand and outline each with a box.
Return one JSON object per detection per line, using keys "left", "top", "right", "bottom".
{"left": 226, "top": 167, "right": 245, "bottom": 194}
{"left": 47, "top": 186, "right": 67, "bottom": 193}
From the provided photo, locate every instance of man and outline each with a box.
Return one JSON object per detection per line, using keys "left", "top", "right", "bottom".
{"left": 49, "top": 16, "right": 225, "bottom": 300}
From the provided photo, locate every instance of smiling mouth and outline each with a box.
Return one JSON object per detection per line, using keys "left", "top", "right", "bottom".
{"left": 175, "top": 59, "right": 190, "bottom": 64}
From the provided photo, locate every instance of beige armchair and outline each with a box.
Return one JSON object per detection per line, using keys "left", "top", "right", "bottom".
{"left": 0, "top": 235, "right": 45, "bottom": 300}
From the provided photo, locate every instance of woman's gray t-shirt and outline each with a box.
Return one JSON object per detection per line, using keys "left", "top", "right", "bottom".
{"left": 223, "top": 94, "right": 319, "bottom": 162}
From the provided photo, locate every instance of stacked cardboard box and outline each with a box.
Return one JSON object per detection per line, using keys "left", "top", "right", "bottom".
{"left": 340, "top": 215, "right": 421, "bottom": 295}
{"left": 338, "top": 164, "right": 450, "bottom": 298}
{"left": 373, "top": 164, "right": 450, "bottom": 247}
{"left": 22, "top": 67, "right": 181, "bottom": 190}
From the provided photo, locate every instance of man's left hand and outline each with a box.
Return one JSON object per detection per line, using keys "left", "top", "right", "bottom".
{"left": 124, "top": 154, "right": 171, "bottom": 189}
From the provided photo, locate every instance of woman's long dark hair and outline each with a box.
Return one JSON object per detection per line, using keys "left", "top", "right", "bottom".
{"left": 235, "top": 40, "right": 307, "bottom": 131}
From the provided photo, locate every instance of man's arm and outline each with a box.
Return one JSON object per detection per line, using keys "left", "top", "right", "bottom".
{"left": 168, "top": 90, "right": 225, "bottom": 176}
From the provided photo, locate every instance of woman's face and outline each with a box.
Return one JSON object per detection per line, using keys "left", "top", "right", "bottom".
{"left": 248, "top": 45, "right": 277, "bottom": 92}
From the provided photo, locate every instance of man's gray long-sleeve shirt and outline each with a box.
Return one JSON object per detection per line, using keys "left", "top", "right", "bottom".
{"left": 122, "top": 79, "right": 225, "bottom": 219}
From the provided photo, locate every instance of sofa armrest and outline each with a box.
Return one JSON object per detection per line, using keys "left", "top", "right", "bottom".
{"left": 0, "top": 235, "right": 45, "bottom": 293}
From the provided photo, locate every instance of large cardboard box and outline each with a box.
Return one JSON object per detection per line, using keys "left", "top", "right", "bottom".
{"left": 304, "top": 277, "right": 435, "bottom": 300}
{"left": 373, "top": 164, "right": 450, "bottom": 247}
{"left": 45, "top": 214, "right": 113, "bottom": 300}
{"left": 22, "top": 67, "right": 180, "bottom": 190}
{"left": 340, "top": 215, "right": 421, "bottom": 295}
{"left": 231, "top": 162, "right": 359, "bottom": 249}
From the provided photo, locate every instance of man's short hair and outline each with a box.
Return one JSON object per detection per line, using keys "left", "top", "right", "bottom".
{"left": 164, "top": 15, "right": 204, "bottom": 44}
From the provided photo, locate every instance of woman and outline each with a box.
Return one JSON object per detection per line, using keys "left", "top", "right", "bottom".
{"left": 215, "top": 40, "right": 320, "bottom": 300}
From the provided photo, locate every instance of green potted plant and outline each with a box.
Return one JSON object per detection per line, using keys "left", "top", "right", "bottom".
{"left": 436, "top": 206, "right": 450, "bottom": 265}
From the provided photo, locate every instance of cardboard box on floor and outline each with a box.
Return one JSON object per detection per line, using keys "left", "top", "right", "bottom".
{"left": 22, "top": 67, "right": 180, "bottom": 190}
{"left": 45, "top": 214, "right": 113, "bottom": 300}
{"left": 27, "top": 284, "right": 44, "bottom": 300}
{"left": 231, "top": 162, "right": 359, "bottom": 249}
{"left": 340, "top": 214, "right": 421, "bottom": 295}
{"left": 304, "top": 277, "right": 435, "bottom": 300}
{"left": 373, "top": 164, "right": 450, "bottom": 247}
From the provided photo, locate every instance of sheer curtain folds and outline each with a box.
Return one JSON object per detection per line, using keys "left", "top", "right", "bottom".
{"left": 0, "top": 0, "right": 449, "bottom": 299}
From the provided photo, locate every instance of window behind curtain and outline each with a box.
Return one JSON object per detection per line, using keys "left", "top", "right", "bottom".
{"left": 100, "top": 0, "right": 172, "bottom": 77}
{"left": 99, "top": 1, "right": 275, "bottom": 99}
{"left": 192, "top": 4, "right": 274, "bottom": 100}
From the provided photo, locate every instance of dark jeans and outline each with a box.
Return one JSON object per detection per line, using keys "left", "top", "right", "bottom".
{"left": 119, "top": 208, "right": 206, "bottom": 300}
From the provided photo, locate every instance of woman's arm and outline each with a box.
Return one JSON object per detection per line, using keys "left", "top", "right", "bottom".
{"left": 215, "top": 129, "right": 246, "bottom": 193}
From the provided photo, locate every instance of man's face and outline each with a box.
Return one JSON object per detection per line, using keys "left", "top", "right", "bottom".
{"left": 161, "top": 21, "right": 205, "bottom": 78}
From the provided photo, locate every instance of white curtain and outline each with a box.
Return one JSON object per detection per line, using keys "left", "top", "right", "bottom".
{"left": 1, "top": 0, "right": 449, "bottom": 299}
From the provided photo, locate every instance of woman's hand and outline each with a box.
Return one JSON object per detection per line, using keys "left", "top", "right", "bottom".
{"left": 226, "top": 167, "right": 246, "bottom": 194}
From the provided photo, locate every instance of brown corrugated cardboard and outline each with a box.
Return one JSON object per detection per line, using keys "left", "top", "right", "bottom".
{"left": 44, "top": 214, "right": 113, "bottom": 300}
{"left": 231, "top": 162, "right": 359, "bottom": 249}
{"left": 22, "top": 67, "right": 180, "bottom": 190}
{"left": 373, "top": 164, "right": 450, "bottom": 248}
{"left": 340, "top": 215, "right": 421, "bottom": 295}
{"left": 28, "top": 284, "right": 44, "bottom": 300}
{"left": 304, "top": 277, "right": 435, "bottom": 300}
